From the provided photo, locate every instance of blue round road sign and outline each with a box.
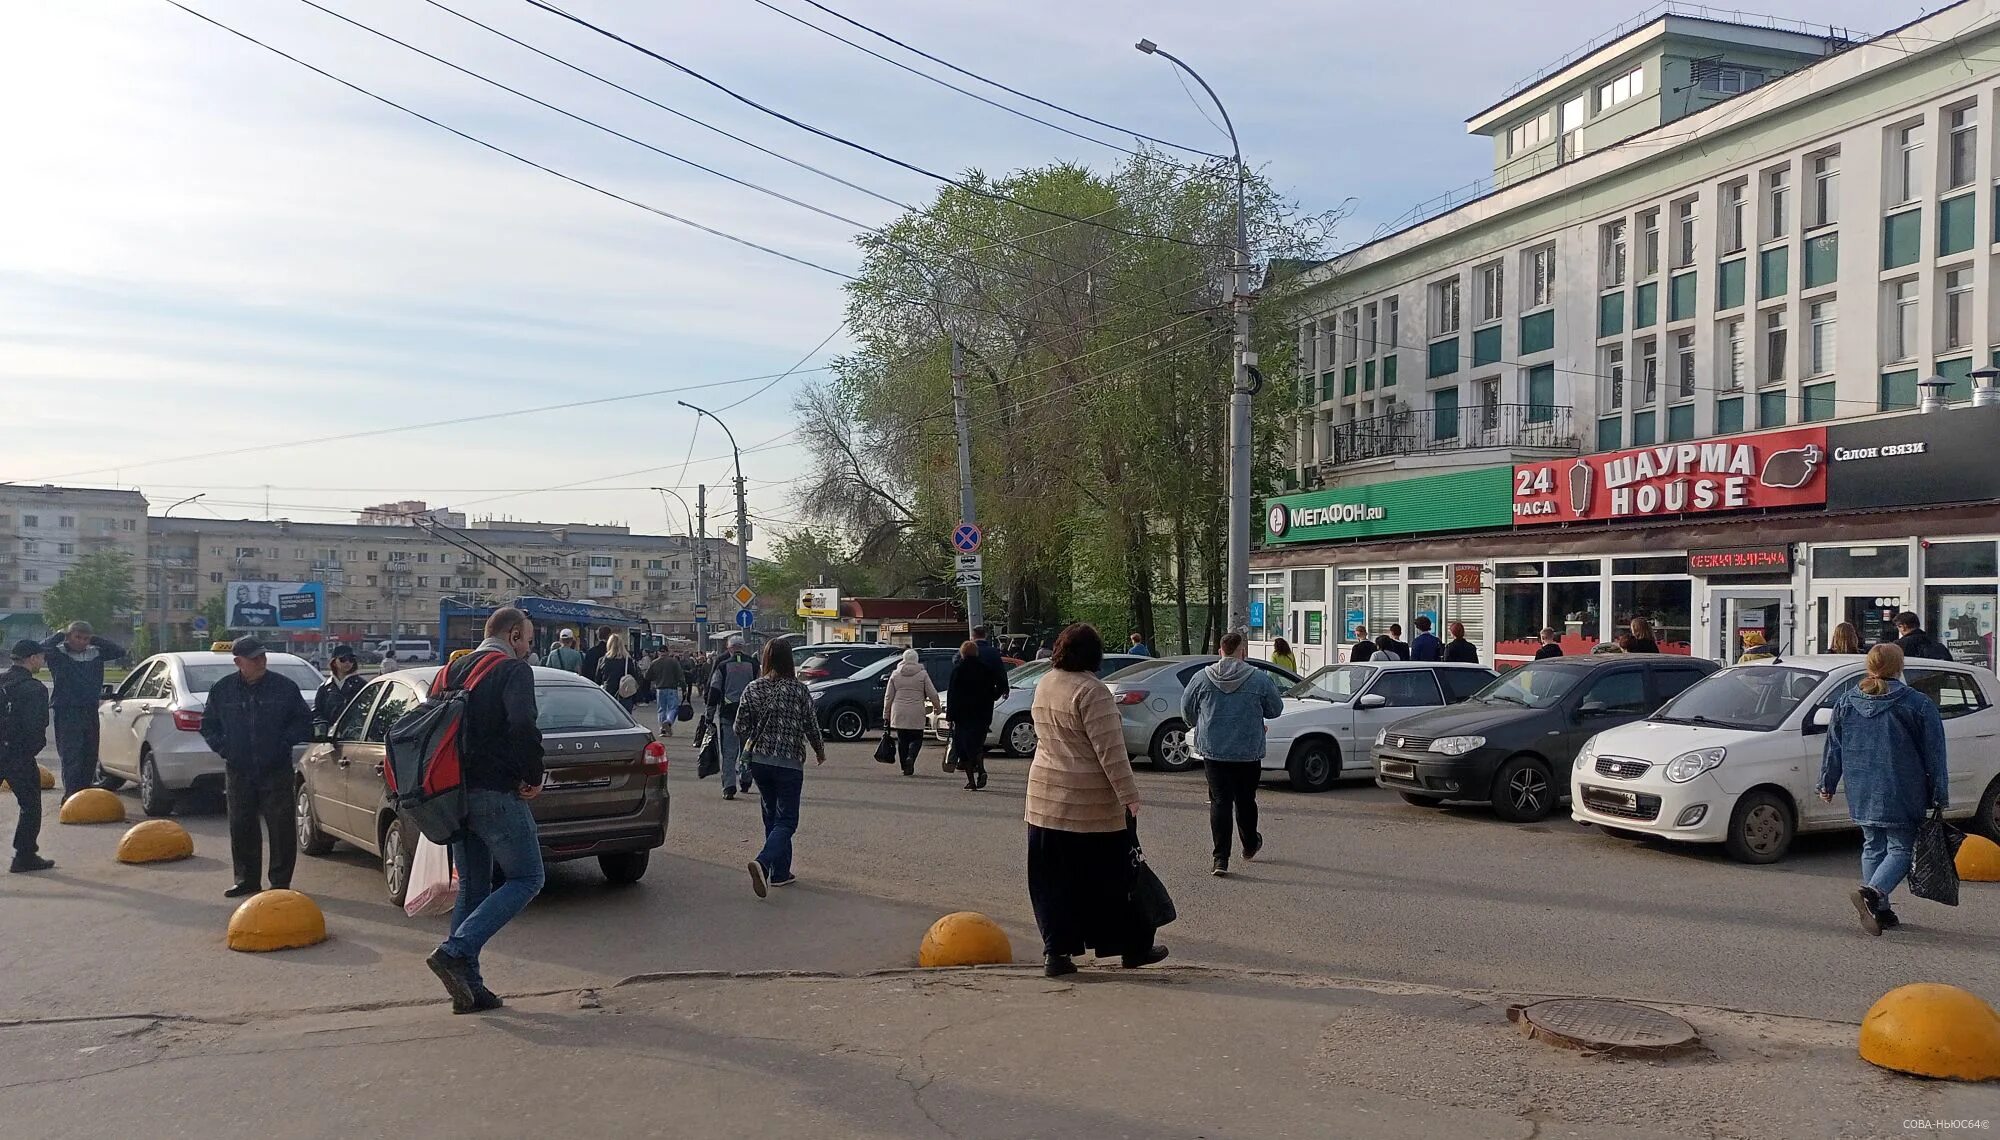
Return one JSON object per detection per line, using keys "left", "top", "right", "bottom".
{"left": 951, "top": 522, "right": 983, "bottom": 554}
{"left": 735, "top": 607, "right": 756, "bottom": 629}
{"left": 191, "top": 616, "right": 209, "bottom": 633}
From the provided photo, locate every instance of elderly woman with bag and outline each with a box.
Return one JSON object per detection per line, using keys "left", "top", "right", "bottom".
{"left": 882, "top": 649, "right": 940, "bottom": 777}
{"left": 1817, "top": 643, "right": 1950, "bottom": 935}
{"left": 1025, "top": 623, "right": 1169, "bottom": 978}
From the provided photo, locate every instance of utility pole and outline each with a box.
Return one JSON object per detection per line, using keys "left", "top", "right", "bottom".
{"left": 950, "top": 338, "right": 983, "bottom": 634}
{"left": 695, "top": 484, "right": 708, "bottom": 652}
{"left": 679, "top": 401, "right": 754, "bottom": 645}
{"left": 1136, "top": 39, "right": 1255, "bottom": 636}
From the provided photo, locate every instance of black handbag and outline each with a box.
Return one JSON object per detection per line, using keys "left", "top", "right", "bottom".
{"left": 873, "top": 734, "right": 897, "bottom": 764}
{"left": 676, "top": 701, "right": 695, "bottom": 723}
{"left": 1910, "top": 808, "right": 1965, "bottom": 906}
{"left": 695, "top": 718, "right": 720, "bottom": 779}
{"left": 1128, "top": 823, "right": 1178, "bottom": 929}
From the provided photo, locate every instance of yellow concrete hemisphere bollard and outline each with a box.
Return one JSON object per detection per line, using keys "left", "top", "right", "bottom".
{"left": 919, "top": 911, "right": 1014, "bottom": 968}
{"left": 58, "top": 787, "right": 127, "bottom": 824}
{"left": 227, "top": 889, "right": 328, "bottom": 952}
{"left": 0, "top": 765, "right": 53, "bottom": 792}
{"left": 1859, "top": 983, "right": 2000, "bottom": 1081}
{"left": 116, "top": 819, "right": 194, "bottom": 863}
{"left": 1956, "top": 833, "right": 2000, "bottom": 882}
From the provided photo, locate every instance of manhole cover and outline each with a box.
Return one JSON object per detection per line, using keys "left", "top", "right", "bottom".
{"left": 1507, "top": 998, "right": 1700, "bottom": 1057}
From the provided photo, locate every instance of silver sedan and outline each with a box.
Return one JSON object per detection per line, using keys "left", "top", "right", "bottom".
{"left": 1105, "top": 655, "right": 1303, "bottom": 771}
{"left": 930, "top": 654, "right": 1149, "bottom": 757}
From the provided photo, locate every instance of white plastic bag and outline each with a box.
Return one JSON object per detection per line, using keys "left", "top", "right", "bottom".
{"left": 404, "top": 834, "right": 457, "bottom": 918}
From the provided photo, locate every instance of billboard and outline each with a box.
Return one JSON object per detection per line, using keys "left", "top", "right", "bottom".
{"left": 226, "top": 581, "right": 325, "bottom": 630}
{"left": 1262, "top": 467, "right": 1515, "bottom": 545}
{"left": 1512, "top": 427, "right": 1827, "bottom": 525}
{"left": 1826, "top": 403, "right": 2000, "bottom": 510}
{"left": 797, "top": 587, "right": 841, "bottom": 619}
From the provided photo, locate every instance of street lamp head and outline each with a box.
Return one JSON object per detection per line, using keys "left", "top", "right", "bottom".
{"left": 1134, "top": 38, "right": 1157, "bottom": 54}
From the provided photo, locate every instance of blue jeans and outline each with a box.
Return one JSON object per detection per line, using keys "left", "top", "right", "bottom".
{"left": 750, "top": 763, "right": 804, "bottom": 882}
{"left": 656, "top": 691, "right": 682, "bottom": 734}
{"left": 442, "top": 790, "right": 545, "bottom": 980}
{"left": 717, "top": 714, "right": 744, "bottom": 792}
{"left": 1860, "top": 824, "right": 1917, "bottom": 906}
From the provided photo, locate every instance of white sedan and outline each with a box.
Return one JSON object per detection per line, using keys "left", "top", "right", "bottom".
{"left": 1572, "top": 655, "right": 2000, "bottom": 863}
{"left": 1262, "top": 661, "right": 1496, "bottom": 791}
{"left": 97, "top": 651, "right": 324, "bottom": 817}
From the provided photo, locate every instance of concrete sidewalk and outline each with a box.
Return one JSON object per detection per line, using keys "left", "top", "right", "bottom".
{"left": 2, "top": 966, "right": 1987, "bottom": 1140}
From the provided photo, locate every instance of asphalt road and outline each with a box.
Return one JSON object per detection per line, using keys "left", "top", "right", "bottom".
{"left": 9, "top": 727, "right": 1999, "bottom": 1026}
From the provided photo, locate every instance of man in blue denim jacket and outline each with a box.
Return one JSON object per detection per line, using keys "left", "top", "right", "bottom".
{"left": 1181, "top": 632, "right": 1284, "bottom": 876}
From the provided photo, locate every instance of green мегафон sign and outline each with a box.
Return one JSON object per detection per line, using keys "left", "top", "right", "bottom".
{"left": 1263, "top": 467, "right": 1515, "bottom": 545}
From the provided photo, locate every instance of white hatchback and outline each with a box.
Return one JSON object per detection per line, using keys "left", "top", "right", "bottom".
{"left": 1571, "top": 655, "right": 2000, "bottom": 863}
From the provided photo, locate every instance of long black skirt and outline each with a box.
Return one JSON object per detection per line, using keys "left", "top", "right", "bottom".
{"left": 1026, "top": 825, "right": 1155, "bottom": 958}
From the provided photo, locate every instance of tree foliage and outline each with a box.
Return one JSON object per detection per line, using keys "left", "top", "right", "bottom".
{"left": 794, "top": 150, "right": 1340, "bottom": 647}
{"left": 41, "top": 551, "right": 140, "bottom": 637}
{"left": 751, "top": 529, "right": 879, "bottom": 627}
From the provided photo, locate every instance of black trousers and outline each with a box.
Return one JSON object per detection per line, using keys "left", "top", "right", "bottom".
{"left": 1203, "top": 761, "right": 1262, "bottom": 861}
{"left": 1, "top": 751, "right": 42, "bottom": 859}
{"left": 894, "top": 729, "right": 925, "bottom": 775}
{"left": 52, "top": 706, "right": 99, "bottom": 799}
{"left": 226, "top": 766, "right": 297, "bottom": 889}
{"left": 1026, "top": 825, "right": 1153, "bottom": 958}
{"left": 951, "top": 721, "right": 989, "bottom": 782}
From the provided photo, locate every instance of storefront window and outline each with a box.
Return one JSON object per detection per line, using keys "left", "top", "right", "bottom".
{"left": 1612, "top": 579, "right": 1692, "bottom": 654}
{"left": 1249, "top": 572, "right": 1285, "bottom": 641}
{"left": 1549, "top": 580, "right": 1603, "bottom": 648}
{"left": 1613, "top": 557, "right": 1683, "bottom": 575}
{"left": 1811, "top": 545, "right": 1911, "bottom": 578}
{"left": 1291, "top": 569, "right": 1327, "bottom": 602}
{"left": 1928, "top": 540, "right": 1998, "bottom": 579}
{"left": 1929, "top": 585, "right": 1996, "bottom": 671}
{"left": 1497, "top": 582, "right": 1543, "bottom": 658}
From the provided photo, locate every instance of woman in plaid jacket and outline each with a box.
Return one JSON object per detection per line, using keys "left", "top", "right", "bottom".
{"left": 732, "top": 641, "right": 827, "bottom": 897}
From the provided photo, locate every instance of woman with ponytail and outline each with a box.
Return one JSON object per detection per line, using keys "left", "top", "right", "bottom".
{"left": 1817, "top": 643, "right": 1949, "bottom": 935}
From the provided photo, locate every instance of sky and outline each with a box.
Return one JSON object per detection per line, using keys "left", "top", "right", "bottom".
{"left": 1, "top": 0, "right": 1904, "bottom": 555}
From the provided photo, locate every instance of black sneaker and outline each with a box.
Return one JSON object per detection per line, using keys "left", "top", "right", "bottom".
{"left": 464, "top": 986, "right": 505, "bottom": 1013}
{"left": 1044, "top": 954, "right": 1077, "bottom": 978}
{"left": 1211, "top": 858, "right": 1228, "bottom": 877}
{"left": 224, "top": 883, "right": 260, "bottom": 899}
{"left": 1876, "top": 908, "right": 1901, "bottom": 929}
{"left": 9, "top": 854, "right": 54, "bottom": 873}
{"left": 975, "top": 769, "right": 988, "bottom": 790}
{"left": 1120, "top": 945, "right": 1170, "bottom": 969}
{"left": 1242, "top": 835, "right": 1263, "bottom": 862}
{"left": 747, "top": 860, "right": 768, "bottom": 899}
{"left": 426, "top": 949, "right": 477, "bottom": 1013}
{"left": 723, "top": 790, "right": 735, "bottom": 801}
{"left": 769, "top": 875, "right": 797, "bottom": 888}
{"left": 1849, "top": 887, "right": 1883, "bottom": 936}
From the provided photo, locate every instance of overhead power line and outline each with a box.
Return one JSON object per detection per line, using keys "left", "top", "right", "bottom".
{"left": 518, "top": 0, "right": 1225, "bottom": 251}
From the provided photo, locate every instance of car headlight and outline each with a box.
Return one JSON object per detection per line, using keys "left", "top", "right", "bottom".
{"left": 1427, "top": 735, "right": 1485, "bottom": 756}
{"left": 1574, "top": 736, "right": 1598, "bottom": 768}
{"left": 1374, "top": 728, "right": 1388, "bottom": 747}
{"left": 1663, "top": 747, "right": 1726, "bottom": 783}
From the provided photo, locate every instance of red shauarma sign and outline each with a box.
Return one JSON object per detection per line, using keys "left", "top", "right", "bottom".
{"left": 1513, "top": 427, "right": 1827, "bottom": 525}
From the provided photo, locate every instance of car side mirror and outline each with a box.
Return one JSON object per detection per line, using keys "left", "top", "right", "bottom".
{"left": 1578, "top": 700, "right": 1611, "bottom": 718}
{"left": 1805, "top": 706, "right": 1833, "bottom": 735}
{"left": 100, "top": 685, "right": 118, "bottom": 701}
{"left": 1356, "top": 693, "right": 1389, "bottom": 709}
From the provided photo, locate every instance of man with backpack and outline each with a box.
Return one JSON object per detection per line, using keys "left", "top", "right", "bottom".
{"left": 706, "top": 636, "right": 759, "bottom": 800}
{"left": 200, "top": 637, "right": 313, "bottom": 897}
{"left": 543, "top": 628, "right": 584, "bottom": 674}
{"left": 2, "top": 640, "right": 54, "bottom": 873}
{"left": 426, "top": 606, "right": 544, "bottom": 1015}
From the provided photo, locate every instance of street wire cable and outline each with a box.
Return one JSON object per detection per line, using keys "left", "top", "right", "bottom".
{"left": 784, "top": 0, "right": 1228, "bottom": 161}
{"left": 743, "top": 0, "right": 1228, "bottom": 170}
{"left": 716, "top": 322, "right": 846, "bottom": 413}
{"left": 517, "top": 0, "right": 1226, "bottom": 250}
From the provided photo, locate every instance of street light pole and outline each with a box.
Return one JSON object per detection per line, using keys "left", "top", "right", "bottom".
{"left": 156, "top": 493, "right": 203, "bottom": 651}
{"left": 1136, "top": 38, "right": 1254, "bottom": 638}
{"left": 678, "top": 402, "right": 753, "bottom": 642}
{"left": 651, "top": 485, "right": 701, "bottom": 648}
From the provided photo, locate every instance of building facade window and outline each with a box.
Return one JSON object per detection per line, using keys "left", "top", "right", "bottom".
{"left": 1674, "top": 331, "right": 1696, "bottom": 398}
{"left": 1523, "top": 245, "right": 1555, "bottom": 309}
{"left": 1430, "top": 277, "right": 1461, "bottom": 335}
{"left": 1508, "top": 111, "right": 1552, "bottom": 155}
{"left": 1808, "top": 299, "right": 1837, "bottom": 376}
{"left": 1384, "top": 296, "right": 1399, "bottom": 346}
{"left": 1700, "top": 65, "right": 1765, "bottom": 94}
{"left": 1720, "top": 318, "right": 1745, "bottom": 391}
{"left": 1432, "top": 387, "right": 1460, "bottom": 441}
{"left": 1672, "top": 197, "right": 1698, "bottom": 267}
{"left": 1762, "top": 308, "right": 1788, "bottom": 386}
{"left": 1809, "top": 150, "right": 1839, "bottom": 228}
{"left": 1638, "top": 338, "right": 1659, "bottom": 404}
{"left": 1948, "top": 103, "right": 1978, "bottom": 190}
{"left": 1763, "top": 165, "right": 1790, "bottom": 241}
{"left": 1601, "top": 343, "right": 1625, "bottom": 410}
{"left": 1887, "top": 278, "right": 1919, "bottom": 363}
{"left": 1639, "top": 208, "right": 1662, "bottom": 276}
{"left": 1719, "top": 179, "right": 1747, "bottom": 253}
{"left": 1476, "top": 259, "right": 1505, "bottom": 324}
{"left": 1943, "top": 266, "right": 1974, "bottom": 351}
{"left": 1601, "top": 219, "right": 1627, "bottom": 286}
{"left": 1891, "top": 121, "right": 1925, "bottom": 205}
{"left": 1597, "top": 65, "right": 1645, "bottom": 110}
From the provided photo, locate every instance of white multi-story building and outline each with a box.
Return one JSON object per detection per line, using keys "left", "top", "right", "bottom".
{"left": 0, "top": 485, "right": 149, "bottom": 642}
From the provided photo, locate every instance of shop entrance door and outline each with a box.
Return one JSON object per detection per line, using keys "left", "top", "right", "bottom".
{"left": 1710, "top": 588, "right": 1791, "bottom": 663}
{"left": 1287, "top": 604, "right": 1330, "bottom": 672}
{"left": 1809, "top": 586, "right": 1909, "bottom": 652}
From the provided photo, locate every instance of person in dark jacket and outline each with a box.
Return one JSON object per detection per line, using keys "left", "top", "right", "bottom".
{"left": 2, "top": 640, "right": 54, "bottom": 873}
{"left": 646, "top": 650, "right": 686, "bottom": 736}
{"left": 1892, "top": 612, "right": 1953, "bottom": 661}
{"left": 200, "top": 637, "right": 312, "bottom": 898}
{"left": 1533, "top": 628, "right": 1565, "bottom": 660}
{"left": 972, "top": 625, "right": 1007, "bottom": 687}
{"left": 580, "top": 626, "right": 612, "bottom": 685}
{"left": 427, "top": 607, "right": 544, "bottom": 1015}
{"left": 1371, "top": 634, "right": 1404, "bottom": 661}
{"left": 312, "top": 645, "right": 366, "bottom": 734}
{"left": 1383, "top": 624, "right": 1411, "bottom": 660}
{"left": 1625, "top": 618, "right": 1661, "bottom": 654}
{"left": 39, "top": 621, "right": 124, "bottom": 799}
{"left": 1349, "top": 625, "right": 1375, "bottom": 663}
{"left": 1408, "top": 617, "right": 1443, "bottom": 662}
{"left": 1443, "top": 621, "right": 1480, "bottom": 664}
{"left": 1817, "top": 643, "right": 1949, "bottom": 935}
{"left": 947, "top": 642, "right": 996, "bottom": 790}
{"left": 595, "top": 634, "right": 640, "bottom": 711}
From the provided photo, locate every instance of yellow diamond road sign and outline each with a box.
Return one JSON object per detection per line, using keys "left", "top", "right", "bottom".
{"left": 734, "top": 585, "right": 756, "bottom": 607}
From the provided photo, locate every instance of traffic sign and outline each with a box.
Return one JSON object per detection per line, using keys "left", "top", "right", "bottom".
{"left": 734, "top": 607, "right": 756, "bottom": 629}
{"left": 953, "top": 568, "right": 983, "bottom": 587}
{"left": 733, "top": 585, "right": 756, "bottom": 607}
{"left": 191, "top": 616, "right": 209, "bottom": 633}
{"left": 695, "top": 616, "right": 709, "bottom": 626}
{"left": 951, "top": 522, "right": 983, "bottom": 554}
{"left": 954, "top": 553, "right": 983, "bottom": 572}
{"left": 693, "top": 604, "right": 709, "bottom": 615}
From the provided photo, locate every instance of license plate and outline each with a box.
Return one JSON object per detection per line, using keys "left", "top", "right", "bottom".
{"left": 542, "top": 774, "right": 613, "bottom": 791}
{"left": 1380, "top": 761, "right": 1415, "bottom": 780}
{"left": 1589, "top": 787, "right": 1638, "bottom": 809}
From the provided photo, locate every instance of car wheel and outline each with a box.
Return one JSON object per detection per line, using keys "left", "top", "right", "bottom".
{"left": 382, "top": 816, "right": 416, "bottom": 907}
{"left": 296, "top": 781, "right": 335, "bottom": 856}
{"left": 1723, "top": 789, "right": 1795, "bottom": 864}
{"left": 1149, "top": 720, "right": 1194, "bottom": 772}
{"left": 1286, "top": 739, "right": 1338, "bottom": 793}
{"left": 599, "top": 851, "right": 650, "bottom": 884}
{"left": 1397, "top": 791, "right": 1447, "bottom": 807}
{"left": 828, "top": 705, "right": 867, "bottom": 742}
{"left": 1491, "top": 755, "right": 1555, "bottom": 822}
{"left": 137, "top": 751, "right": 176, "bottom": 818}
{"left": 1974, "top": 775, "right": 2000, "bottom": 842}
{"left": 1002, "top": 713, "right": 1037, "bottom": 758}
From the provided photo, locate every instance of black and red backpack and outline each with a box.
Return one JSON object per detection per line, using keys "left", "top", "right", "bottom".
{"left": 384, "top": 651, "right": 510, "bottom": 844}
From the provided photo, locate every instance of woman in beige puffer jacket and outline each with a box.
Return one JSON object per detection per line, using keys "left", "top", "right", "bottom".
{"left": 882, "top": 650, "right": 940, "bottom": 776}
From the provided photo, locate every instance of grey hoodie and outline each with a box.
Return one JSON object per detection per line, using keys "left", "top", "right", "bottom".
{"left": 1180, "top": 656, "right": 1284, "bottom": 762}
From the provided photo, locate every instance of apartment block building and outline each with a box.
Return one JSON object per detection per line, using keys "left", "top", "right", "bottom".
{"left": 1252, "top": 3, "right": 2000, "bottom": 674}
{"left": 0, "top": 485, "right": 149, "bottom": 641}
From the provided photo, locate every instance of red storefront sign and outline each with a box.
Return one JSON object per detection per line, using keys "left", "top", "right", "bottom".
{"left": 1513, "top": 427, "right": 1827, "bottom": 525}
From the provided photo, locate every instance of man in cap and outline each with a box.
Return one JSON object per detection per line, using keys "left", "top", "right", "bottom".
{"left": 200, "top": 636, "right": 312, "bottom": 897}
{"left": 38, "top": 620, "right": 125, "bottom": 799}
{"left": 543, "top": 628, "right": 584, "bottom": 674}
{"left": 1, "top": 640, "right": 54, "bottom": 872}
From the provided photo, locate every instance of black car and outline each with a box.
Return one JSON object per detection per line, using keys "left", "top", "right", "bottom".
{"left": 1371, "top": 654, "right": 1719, "bottom": 821}
{"left": 809, "top": 648, "right": 957, "bottom": 741}
{"left": 796, "top": 645, "right": 902, "bottom": 684}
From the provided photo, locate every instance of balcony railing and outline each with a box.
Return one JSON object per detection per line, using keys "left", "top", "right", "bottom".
{"left": 1317, "top": 402, "right": 1577, "bottom": 469}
